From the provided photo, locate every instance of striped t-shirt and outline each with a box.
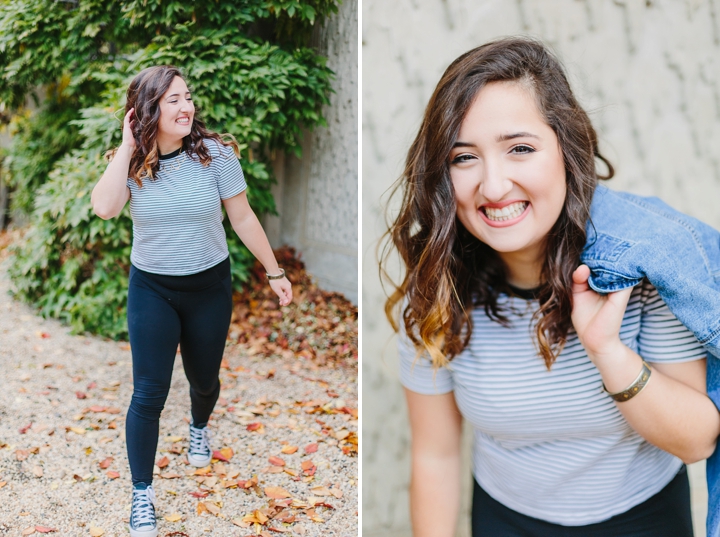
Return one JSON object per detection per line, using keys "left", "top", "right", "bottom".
{"left": 399, "top": 280, "right": 705, "bottom": 525}
{"left": 127, "top": 140, "right": 246, "bottom": 275}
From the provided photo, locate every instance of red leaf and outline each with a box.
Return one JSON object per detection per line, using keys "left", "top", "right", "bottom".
{"left": 268, "top": 456, "right": 285, "bottom": 467}
{"left": 106, "top": 471, "right": 120, "bottom": 479}
{"left": 35, "top": 526, "right": 57, "bottom": 533}
{"left": 75, "top": 391, "right": 87, "bottom": 399}
{"left": 189, "top": 491, "right": 209, "bottom": 498}
{"left": 19, "top": 422, "right": 32, "bottom": 434}
{"left": 304, "top": 443, "right": 318, "bottom": 454}
{"left": 86, "top": 381, "right": 97, "bottom": 390}
{"left": 99, "top": 457, "right": 113, "bottom": 469}
{"left": 247, "top": 422, "right": 262, "bottom": 431}
{"left": 156, "top": 456, "right": 170, "bottom": 469}
{"left": 211, "top": 450, "right": 229, "bottom": 462}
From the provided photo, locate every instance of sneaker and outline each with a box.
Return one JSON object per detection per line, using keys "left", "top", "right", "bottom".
{"left": 129, "top": 484, "right": 158, "bottom": 537}
{"left": 187, "top": 423, "right": 212, "bottom": 467}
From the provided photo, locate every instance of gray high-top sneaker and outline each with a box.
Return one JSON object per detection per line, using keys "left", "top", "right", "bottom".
{"left": 129, "top": 484, "right": 158, "bottom": 537}
{"left": 187, "top": 423, "right": 212, "bottom": 467}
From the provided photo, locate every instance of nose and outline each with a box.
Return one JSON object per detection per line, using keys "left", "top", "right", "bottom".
{"left": 479, "top": 158, "right": 512, "bottom": 202}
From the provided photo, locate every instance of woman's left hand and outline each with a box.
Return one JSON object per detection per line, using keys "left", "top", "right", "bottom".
{"left": 270, "top": 277, "right": 293, "bottom": 307}
{"left": 571, "top": 264, "right": 634, "bottom": 362}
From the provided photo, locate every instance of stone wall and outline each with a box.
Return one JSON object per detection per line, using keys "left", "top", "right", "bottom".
{"left": 362, "top": 1, "right": 720, "bottom": 535}
{"left": 266, "top": 0, "right": 358, "bottom": 303}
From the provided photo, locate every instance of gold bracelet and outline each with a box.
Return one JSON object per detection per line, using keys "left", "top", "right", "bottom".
{"left": 266, "top": 268, "right": 285, "bottom": 280}
{"left": 603, "top": 361, "right": 652, "bottom": 402}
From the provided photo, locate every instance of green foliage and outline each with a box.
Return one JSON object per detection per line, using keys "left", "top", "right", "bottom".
{"left": 2, "top": 0, "right": 339, "bottom": 339}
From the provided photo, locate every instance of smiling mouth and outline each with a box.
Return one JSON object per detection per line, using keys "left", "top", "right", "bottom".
{"left": 176, "top": 117, "right": 190, "bottom": 125}
{"left": 481, "top": 201, "right": 529, "bottom": 222}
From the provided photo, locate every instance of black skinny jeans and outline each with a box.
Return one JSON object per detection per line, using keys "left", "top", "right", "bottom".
{"left": 126, "top": 258, "right": 232, "bottom": 485}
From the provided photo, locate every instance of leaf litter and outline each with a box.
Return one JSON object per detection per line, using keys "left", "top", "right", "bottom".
{"left": 0, "top": 241, "right": 357, "bottom": 536}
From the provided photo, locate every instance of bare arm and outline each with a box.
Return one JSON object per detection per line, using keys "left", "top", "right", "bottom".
{"left": 223, "top": 191, "right": 292, "bottom": 305}
{"left": 405, "top": 389, "right": 463, "bottom": 537}
{"left": 572, "top": 265, "right": 720, "bottom": 463}
{"left": 91, "top": 108, "right": 134, "bottom": 219}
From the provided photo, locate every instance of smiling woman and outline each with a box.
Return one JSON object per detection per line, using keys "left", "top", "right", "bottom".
{"left": 381, "top": 37, "right": 720, "bottom": 537}
{"left": 90, "top": 65, "right": 293, "bottom": 537}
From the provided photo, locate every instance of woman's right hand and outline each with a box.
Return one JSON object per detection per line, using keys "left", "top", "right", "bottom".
{"left": 122, "top": 108, "right": 137, "bottom": 150}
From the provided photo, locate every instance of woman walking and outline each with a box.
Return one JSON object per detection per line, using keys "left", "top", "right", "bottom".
{"left": 91, "top": 65, "right": 292, "bottom": 537}
{"left": 383, "top": 37, "right": 720, "bottom": 536}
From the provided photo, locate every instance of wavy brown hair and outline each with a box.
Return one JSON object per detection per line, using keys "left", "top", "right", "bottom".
{"left": 381, "top": 37, "right": 614, "bottom": 370}
{"left": 107, "top": 65, "right": 239, "bottom": 187}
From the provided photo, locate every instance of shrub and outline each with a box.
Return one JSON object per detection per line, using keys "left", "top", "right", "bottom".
{"left": 1, "top": 0, "right": 338, "bottom": 339}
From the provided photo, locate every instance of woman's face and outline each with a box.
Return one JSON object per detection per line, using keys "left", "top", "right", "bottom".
{"left": 157, "top": 76, "right": 195, "bottom": 142}
{"left": 449, "top": 80, "right": 566, "bottom": 267}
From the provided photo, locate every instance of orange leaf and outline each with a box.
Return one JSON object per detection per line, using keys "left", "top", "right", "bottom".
{"left": 268, "top": 456, "right": 285, "bottom": 467}
{"left": 156, "top": 456, "right": 170, "bottom": 468}
{"left": 75, "top": 391, "right": 87, "bottom": 399}
{"left": 264, "top": 486, "right": 292, "bottom": 499}
{"left": 212, "top": 450, "right": 229, "bottom": 462}
{"left": 304, "top": 443, "right": 318, "bottom": 454}
{"left": 301, "top": 460, "right": 315, "bottom": 470}
{"left": 159, "top": 472, "right": 181, "bottom": 479}
{"left": 247, "top": 422, "right": 264, "bottom": 432}
{"left": 98, "top": 457, "right": 113, "bottom": 469}
{"left": 106, "top": 471, "right": 120, "bottom": 479}
{"left": 280, "top": 445, "right": 298, "bottom": 455}
{"left": 35, "top": 527, "right": 57, "bottom": 534}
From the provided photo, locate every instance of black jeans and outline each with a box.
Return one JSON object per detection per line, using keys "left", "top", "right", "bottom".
{"left": 472, "top": 466, "right": 693, "bottom": 537}
{"left": 125, "top": 258, "right": 232, "bottom": 485}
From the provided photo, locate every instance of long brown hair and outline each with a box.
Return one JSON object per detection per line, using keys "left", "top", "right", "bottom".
{"left": 108, "top": 65, "right": 239, "bottom": 187}
{"left": 382, "top": 37, "right": 614, "bottom": 369}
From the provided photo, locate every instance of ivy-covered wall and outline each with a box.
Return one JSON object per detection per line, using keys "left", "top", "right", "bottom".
{"left": 0, "top": 0, "right": 342, "bottom": 339}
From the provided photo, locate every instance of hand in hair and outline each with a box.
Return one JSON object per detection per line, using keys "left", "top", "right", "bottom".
{"left": 122, "top": 108, "right": 137, "bottom": 150}
{"left": 570, "top": 264, "right": 634, "bottom": 363}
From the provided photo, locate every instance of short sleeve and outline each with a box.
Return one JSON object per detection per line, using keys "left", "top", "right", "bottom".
{"left": 397, "top": 325, "right": 454, "bottom": 395}
{"left": 216, "top": 144, "right": 247, "bottom": 200}
{"left": 637, "top": 282, "right": 706, "bottom": 363}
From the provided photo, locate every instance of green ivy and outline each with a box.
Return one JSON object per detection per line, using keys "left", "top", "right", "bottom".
{"left": 1, "top": 0, "right": 339, "bottom": 339}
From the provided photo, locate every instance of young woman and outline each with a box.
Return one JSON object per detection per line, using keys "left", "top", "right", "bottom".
{"left": 91, "top": 66, "right": 292, "bottom": 537}
{"left": 383, "top": 37, "right": 720, "bottom": 536}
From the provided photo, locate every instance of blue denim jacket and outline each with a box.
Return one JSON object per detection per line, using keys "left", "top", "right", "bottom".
{"left": 580, "top": 184, "right": 720, "bottom": 536}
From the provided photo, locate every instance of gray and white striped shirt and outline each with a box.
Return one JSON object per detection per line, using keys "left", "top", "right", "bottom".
{"left": 399, "top": 280, "right": 704, "bottom": 525}
{"left": 127, "top": 140, "right": 246, "bottom": 275}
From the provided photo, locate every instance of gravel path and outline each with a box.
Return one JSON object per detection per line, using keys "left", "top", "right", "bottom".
{"left": 0, "top": 255, "right": 358, "bottom": 537}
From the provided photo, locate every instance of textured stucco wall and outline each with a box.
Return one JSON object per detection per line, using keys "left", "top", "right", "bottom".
{"left": 266, "top": 0, "right": 358, "bottom": 303}
{"left": 362, "top": 1, "right": 720, "bottom": 535}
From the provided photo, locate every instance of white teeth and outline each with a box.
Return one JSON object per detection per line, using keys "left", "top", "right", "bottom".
{"left": 176, "top": 118, "right": 189, "bottom": 124}
{"left": 483, "top": 201, "right": 528, "bottom": 221}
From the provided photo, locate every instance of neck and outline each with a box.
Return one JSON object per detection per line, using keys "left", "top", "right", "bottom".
{"left": 156, "top": 135, "right": 183, "bottom": 156}
{"left": 497, "top": 247, "right": 544, "bottom": 289}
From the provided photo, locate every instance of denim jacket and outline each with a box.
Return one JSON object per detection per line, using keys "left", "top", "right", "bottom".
{"left": 580, "top": 184, "right": 720, "bottom": 536}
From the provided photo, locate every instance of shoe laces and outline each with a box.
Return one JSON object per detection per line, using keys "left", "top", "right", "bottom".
{"left": 189, "top": 424, "right": 211, "bottom": 456}
{"left": 131, "top": 485, "right": 156, "bottom": 529}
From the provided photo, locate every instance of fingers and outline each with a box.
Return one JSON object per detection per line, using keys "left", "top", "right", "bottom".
{"left": 572, "top": 264, "right": 591, "bottom": 293}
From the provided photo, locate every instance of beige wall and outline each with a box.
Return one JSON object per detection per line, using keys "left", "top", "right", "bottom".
{"left": 362, "top": 1, "right": 720, "bottom": 535}
{"left": 266, "top": 0, "right": 358, "bottom": 303}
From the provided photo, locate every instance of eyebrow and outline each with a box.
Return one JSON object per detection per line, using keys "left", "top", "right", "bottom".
{"left": 452, "top": 132, "right": 540, "bottom": 149}
{"left": 165, "top": 92, "right": 192, "bottom": 100}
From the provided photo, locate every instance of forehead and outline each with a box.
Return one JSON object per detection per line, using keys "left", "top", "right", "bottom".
{"left": 461, "top": 81, "right": 544, "bottom": 131}
{"left": 162, "top": 76, "right": 190, "bottom": 98}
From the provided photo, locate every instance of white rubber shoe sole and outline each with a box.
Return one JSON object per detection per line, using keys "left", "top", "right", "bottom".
{"left": 187, "top": 449, "right": 212, "bottom": 467}
{"left": 129, "top": 526, "right": 158, "bottom": 537}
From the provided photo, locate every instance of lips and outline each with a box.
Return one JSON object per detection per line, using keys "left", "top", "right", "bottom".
{"left": 175, "top": 116, "right": 191, "bottom": 125}
{"left": 479, "top": 200, "right": 530, "bottom": 227}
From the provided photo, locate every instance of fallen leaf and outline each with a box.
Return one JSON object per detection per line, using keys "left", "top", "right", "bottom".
{"left": 106, "top": 471, "right": 120, "bottom": 479}
{"left": 89, "top": 528, "right": 104, "bottom": 536}
{"left": 189, "top": 491, "right": 209, "bottom": 498}
{"left": 99, "top": 457, "right": 113, "bottom": 469}
{"left": 21, "top": 528, "right": 35, "bottom": 536}
{"left": 35, "top": 527, "right": 57, "bottom": 534}
{"left": 268, "top": 456, "right": 285, "bottom": 467}
{"left": 329, "top": 487, "right": 343, "bottom": 499}
{"left": 68, "top": 427, "right": 86, "bottom": 435}
{"left": 166, "top": 435, "right": 183, "bottom": 443}
{"left": 16, "top": 449, "right": 30, "bottom": 461}
{"left": 159, "top": 472, "right": 181, "bottom": 479}
{"left": 281, "top": 445, "right": 298, "bottom": 455}
{"left": 264, "top": 486, "right": 292, "bottom": 499}
{"left": 75, "top": 391, "right": 87, "bottom": 399}
{"left": 88, "top": 406, "right": 107, "bottom": 413}
{"left": 156, "top": 456, "right": 170, "bottom": 468}
{"left": 311, "top": 486, "right": 332, "bottom": 496}
{"left": 247, "top": 422, "right": 264, "bottom": 433}
{"left": 211, "top": 450, "right": 229, "bottom": 462}
{"left": 164, "top": 513, "right": 182, "bottom": 522}
{"left": 304, "top": 443, "right": 318, "bottom": 454}
{"left": 32, "top": 466, "right": 43, "bottom": 478}
{"left": 19, "top": 422, "right": 32, "bottom": 434}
